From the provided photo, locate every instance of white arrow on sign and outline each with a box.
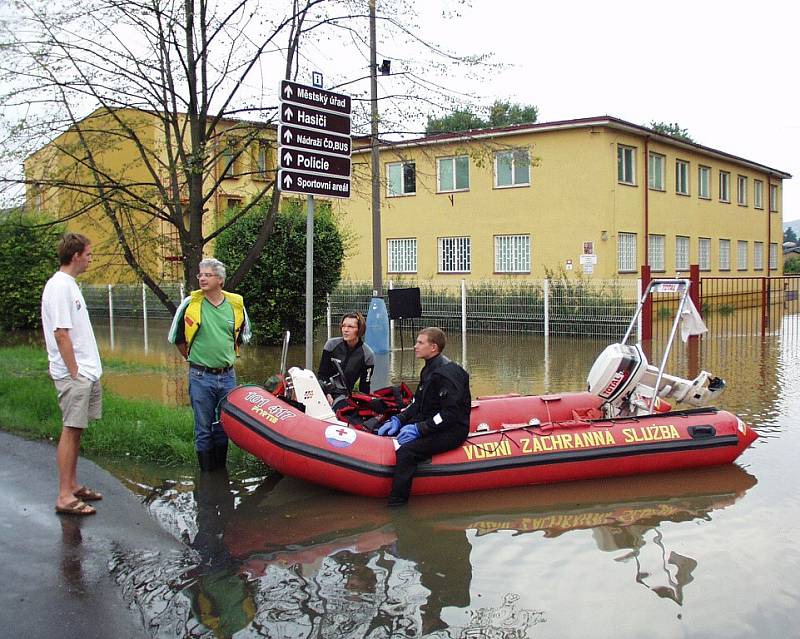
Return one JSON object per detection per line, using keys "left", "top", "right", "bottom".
{"left": 283, "top": 106, "right": 293, "bottom": 120}
{"left": 282, "top": 129, "right": 293, "bottom": 143}
{"left": 283, "top": 84, "right": 293, "bottom": 99}
{"left": 283, "top": 151, "right": 293, "bottom": 165}
{"left": 282, "top": 174, "right": 293, "bottom": 188}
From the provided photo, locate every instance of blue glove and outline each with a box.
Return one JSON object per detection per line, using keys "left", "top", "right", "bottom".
{"left": 397, "top": 423, "right": 420, "bottom": 445}
{"left": 377, "top": 415, "right": 402, "bottom": 437}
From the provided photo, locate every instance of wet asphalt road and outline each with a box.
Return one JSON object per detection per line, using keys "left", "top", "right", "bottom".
{"left": 0, "top": 430, "right": 184, "bottom": 639}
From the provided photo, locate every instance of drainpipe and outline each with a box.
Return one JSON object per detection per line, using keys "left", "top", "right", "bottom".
{"left": 643, "top": 137, "right": 650, "bottom": 269}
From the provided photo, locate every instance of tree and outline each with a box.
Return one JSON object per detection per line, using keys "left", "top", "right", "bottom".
{"left": 426, "top": 100, "right": 539, "bottom": 134}
{"left": 785, "top": 255, "right": 800, "bottom": 274}
{"left": 649, "top": 121, "right": 695, "bottom": 143}
{"left": 0, "top": 211, "right": 63, "bottom": 330}
{"left": 784, "top": 227, "right": 797, "bottom": 244}
{"left": 214, "top": 199, "right": 344, "bottom": 344}
{"left": 1, "top": 0, "right": 491, "bottom": 314}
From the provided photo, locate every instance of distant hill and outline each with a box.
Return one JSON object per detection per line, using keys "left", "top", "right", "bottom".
{"left": 784, "top": 219, "right": 800, "bottom": 232}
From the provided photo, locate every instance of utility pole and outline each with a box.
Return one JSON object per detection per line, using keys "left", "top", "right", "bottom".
{"left": 364, "top": 0, "right": 390, "bottom": 355}
{"left": 369, "top": 0, "right": 382, "bottom": 295}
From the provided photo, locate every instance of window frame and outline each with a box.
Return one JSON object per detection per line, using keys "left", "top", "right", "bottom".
{"left": 617, "top": 232, "right": 637, "bottom": 273}
{"left": 698, "top": 165, "right": 711, "bottom": 199}
{"left": 675, "top": 159, "right": 690, "bottom": 195}
{"left": 494, "top": 149, "right": 531, "bottom": 189}
{"left": 437, "top": 155, "right": 470, "bottom": 193}
{"left": 675, "top": 235, "right": 690, "bottom": 271}
{"left": 719, "top": 171, "right": 730, "bottom": 203}
{"left": 737, "top": 240, "right": 748, "bottom": 271}
{"left": 387, "top": 237, "right": 418, "bottom": 274}
{"left": 386, "top": 161, "right": 416, "bottom": 197}
{"left": 617, "top": 145, "right": 636, "bottom": 186}
{"left": 698, "top": 237, "right": 711, "bottom": 271}
{"left": 769, "top": 243, "right": 778, "bottom": 270}
{"left": 648, "top": 152, "right": 665, "bottom": 191}
{"left": 437, "top": 236, "right": 471, "bottom": 274}
{"left": 754, "top": 180, "right": 764, "bottom": 209}
{"left": 719, "top": 239, "right": 731, "bottom": 271}
{"left": 648, "top": 234, "right": 666, "bottom": 272}
{"left": 770, "top": 184, "right": 779, "bottom": 212}
{"left": 494, "top": 234, "right": 531, "bottom": 274}
{"left": 737, "top": 175, "right": 748, "bottom": 207}
{"left": 754, "top": 241, "right": 764, "bottom": 271}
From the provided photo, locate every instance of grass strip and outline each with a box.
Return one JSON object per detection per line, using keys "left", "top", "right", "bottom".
{"left": 0, "top": 345, "right": 257, "bottom": 467}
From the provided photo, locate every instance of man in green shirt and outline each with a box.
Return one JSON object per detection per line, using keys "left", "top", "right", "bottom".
{"left": 168, "top": 258, "right": 251, "bottom": 470}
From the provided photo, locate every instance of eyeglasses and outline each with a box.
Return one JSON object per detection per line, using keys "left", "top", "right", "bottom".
{"left": 197, "top": 272, "right": 218, "bottom": 280}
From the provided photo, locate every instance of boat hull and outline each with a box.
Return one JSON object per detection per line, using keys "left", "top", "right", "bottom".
{"left": 220, "top": 385, "right": 758, "bottom": 498}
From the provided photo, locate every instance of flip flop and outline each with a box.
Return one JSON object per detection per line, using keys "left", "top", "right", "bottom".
{"left": 56, "top": 499, "right": 96, "bottom": 516}
{"left": 73, "top": 485, "right": 103, "bottom": 501}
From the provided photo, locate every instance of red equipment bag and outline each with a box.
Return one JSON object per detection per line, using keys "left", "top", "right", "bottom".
{"left": 335, "top": 383, "right": 414, "bottom": 432}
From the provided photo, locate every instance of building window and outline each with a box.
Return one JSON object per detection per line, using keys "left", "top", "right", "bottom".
{"left": 617, "top": 145, "right": 636, "bottom": 185}
{"left": 769, "top": 243, "right": 778, "bottom": 270}
{"left": 255, "top": 142, "right": 269, "bottom": 178}
{"left": 495, "top": 149, "right": 530, "bottom": 188}
{"left": 438, "top": 236, "right": 471, "bottom": 273}
{"left": 225, "top": 197, "right": 242, "bottom": 210}
{"left": 388, "top": 238, "right": 417, "bottom": 273}
{"left": 699, "top": 237, "right": 711, "bottom": 271}
{"left": 494, "top": 235, "right": 530, "bottom": 273}
{"left": 737, "top": 175, "right": 747, "bottom": 206}
{"left": 719, "top": 171, "right": 730, "bottom": 202}
{"left": 649, "top": 234, "right": 665, "bottom": 271}
{"left": 737, "top": 240, "right": 748, "bottom": 270}
{"left": 676, "top": 236, "right": 690, "bottom": 271}
{"left": 221, "top": 140, "right": 238, "bottom": 178}
{"left": 387, "top": 162, "right": 416, "bottom": 196}
{"left": 648, "top": 153, "right": 665, "bottom": 191}
{"left": 676, "top": 160, "right": 690, "bottom": 195}
{"left": 754, "top": 180, "right": 764, "bottom": 209}
{"left": 770, "top": 184, "right": 778, "bottom": 212}
{"left": 698, "top": 165, "right": 711, "bottom": 199}
{"left": 618, "top": 232, "right": 637, "bottom": 272}
{"left": 719, "top": 239, "right": 731, "bottom": 271}
{"left": 754, "top": 241, "right": 764, "bottom": 271}
{"left": 437, "top": 156, "right": 469, "bottom": 192}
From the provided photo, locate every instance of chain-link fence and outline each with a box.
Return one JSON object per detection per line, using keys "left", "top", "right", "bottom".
{"left": 329, "top": 279, "right": 639, "bottom": 339}
{"left": 82, "top": 283, "right": 185, "bottom": 321}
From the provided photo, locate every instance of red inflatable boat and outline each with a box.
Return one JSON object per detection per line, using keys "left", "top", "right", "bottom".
{"left": 220, "top": 279, "right": 758, "bottom": 498}
{"left": 220, "top": 385, "right": 756, "bottom": 498}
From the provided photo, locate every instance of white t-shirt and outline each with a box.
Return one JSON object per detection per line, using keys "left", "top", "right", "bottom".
{"left": 41, "top": 271, "right": 103, "bottom": 381}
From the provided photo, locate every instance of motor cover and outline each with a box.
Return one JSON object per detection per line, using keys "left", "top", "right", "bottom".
{"left": 586, "top": 343, "right": 647, "bottom": 403}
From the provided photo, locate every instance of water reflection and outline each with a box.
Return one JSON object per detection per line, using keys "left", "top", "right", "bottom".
{"left": 107, "top": 463, "right": 755, "bottom": 638}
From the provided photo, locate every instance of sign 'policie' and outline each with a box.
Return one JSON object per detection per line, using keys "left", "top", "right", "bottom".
{"left": 278, "top": 79, "right": 352, "bottom": 199}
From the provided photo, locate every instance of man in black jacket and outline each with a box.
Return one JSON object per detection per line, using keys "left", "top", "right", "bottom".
{"left": 378, "top": 327, "right": 471, "bottom": 506}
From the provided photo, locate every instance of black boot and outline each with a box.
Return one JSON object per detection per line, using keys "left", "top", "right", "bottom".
{"left": 213, "top": 442, "right": 228, "bottom": 470}
{"left": 196, "top": 450, "right": 215, "bottom": 472}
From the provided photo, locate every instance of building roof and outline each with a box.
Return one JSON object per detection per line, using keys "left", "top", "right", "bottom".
{"left": 354, "top": 115, "right": 792, "bottom": 180}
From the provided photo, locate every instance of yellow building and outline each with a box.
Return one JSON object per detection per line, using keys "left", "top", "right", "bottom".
{"left": 24, "top": 108, "right": 276, "bottom": 283}
{"left": 337, "top": 116, "right": 791, "bottom": 283}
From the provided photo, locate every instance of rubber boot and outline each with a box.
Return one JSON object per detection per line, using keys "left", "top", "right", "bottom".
{"left": 213, "top": 442, "right": 228, "bottom": 470}
{"left": 196, "top": 450, "right": 215, "bottom": 472}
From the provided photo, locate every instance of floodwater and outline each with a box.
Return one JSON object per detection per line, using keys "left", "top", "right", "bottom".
{"left": 83, "top": 315, "right": 800, "bottom": 638}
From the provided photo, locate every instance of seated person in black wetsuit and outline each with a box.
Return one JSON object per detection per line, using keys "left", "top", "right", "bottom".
{"left": 318, "top": 312, "right": 375, "bottom": 408}
{"left": 377, "top": 327, "right": 471, "bottom": 507}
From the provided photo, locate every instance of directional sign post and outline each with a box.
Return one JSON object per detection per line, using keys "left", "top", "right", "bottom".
{"left": 279, "top": 78, "right": 352, "bottom": 366}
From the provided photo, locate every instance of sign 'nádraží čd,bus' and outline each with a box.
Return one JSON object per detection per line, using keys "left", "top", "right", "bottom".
{"left": 278, "top": 80, "right": 352, "bottom": 199}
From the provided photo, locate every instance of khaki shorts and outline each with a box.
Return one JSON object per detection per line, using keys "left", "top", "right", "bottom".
{"left": 54, "top": 375, "right": 103, "bottom": 429}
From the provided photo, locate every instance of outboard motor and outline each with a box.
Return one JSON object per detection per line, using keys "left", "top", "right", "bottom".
{"left": 586, "top": 343, "right": 647, "bottom": 404}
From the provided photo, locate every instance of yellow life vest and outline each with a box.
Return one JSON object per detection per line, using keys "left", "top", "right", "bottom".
{"left": 183, "top": 289, "right": 246, "bottom": 355}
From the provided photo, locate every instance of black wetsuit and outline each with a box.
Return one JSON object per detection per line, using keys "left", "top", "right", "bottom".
{"left": 390, "top": 354, "right": 471, "bottom": 504}
{"left": 318, "top": 337, "right": 375, "bottom": 396}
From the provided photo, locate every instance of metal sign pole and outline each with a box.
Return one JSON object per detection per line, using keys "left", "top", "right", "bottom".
{"left": 305, "top": 193, "right": 314, "bottom": 369}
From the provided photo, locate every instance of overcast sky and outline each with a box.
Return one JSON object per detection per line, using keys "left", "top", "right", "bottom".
{"left": 404, "top": 0, "right": 799, "bottom": 224}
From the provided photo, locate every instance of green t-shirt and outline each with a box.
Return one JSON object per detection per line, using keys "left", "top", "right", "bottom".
{"left": 187, "top": 298, "right": 236, "bottom": 368}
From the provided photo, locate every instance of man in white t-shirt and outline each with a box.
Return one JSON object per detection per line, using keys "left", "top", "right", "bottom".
{"left": 41, "top": 233, "right": 103, "bottom": 516}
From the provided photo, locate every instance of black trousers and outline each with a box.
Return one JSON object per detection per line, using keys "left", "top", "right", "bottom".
{"left": 389, "top": 426, "right": 467, "bottom": 504}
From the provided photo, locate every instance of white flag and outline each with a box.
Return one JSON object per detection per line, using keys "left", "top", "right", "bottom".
{"left": 680, "top": 296, "right": 708, "bottom": 342}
